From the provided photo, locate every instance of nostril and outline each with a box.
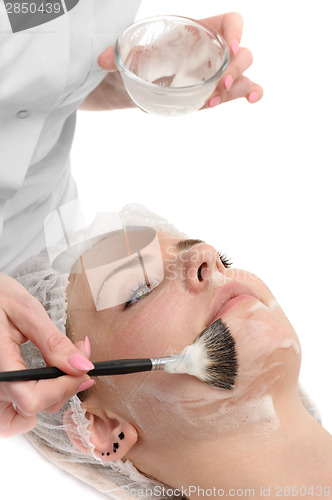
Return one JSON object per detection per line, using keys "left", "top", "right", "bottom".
{"left": 197, "top": 263, "right": 207, "bottom": 282}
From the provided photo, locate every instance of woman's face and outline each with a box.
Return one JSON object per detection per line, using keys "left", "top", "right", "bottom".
{"left": 67, "top": 231, "right": 301, "bottom": 446}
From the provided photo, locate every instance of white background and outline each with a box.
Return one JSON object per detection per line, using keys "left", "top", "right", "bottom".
{"left": 2, "top": 1, "right": 331, "bottom": 498}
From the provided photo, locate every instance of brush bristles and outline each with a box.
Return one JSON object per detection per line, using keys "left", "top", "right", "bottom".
{"left": 195, "top": 319, "right": 238, "bottom": 390}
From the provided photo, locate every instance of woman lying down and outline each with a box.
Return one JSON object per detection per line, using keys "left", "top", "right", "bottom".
{"left": 10, "top": 204, "right": 332, "bottom": 500}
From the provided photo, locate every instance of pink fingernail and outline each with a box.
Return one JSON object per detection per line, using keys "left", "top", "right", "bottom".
{"left": 77, "top": 379, "right": 95, "bottom": 393}
{"left": 84, "top": 336, "right": 91, "bottom": 358}
{"left": 208, "top": 95, "right": 221, "bottom": 108}
{"left": 69, "top": 353, "right": 94, "bottom": 371}
{"left": 231, "top": 39, "right": 239, "bottom": 55}
{"left": 248, "top": 91, "right": 259, "bottom": 103}
{"left": 224, "top": 74, "right": 233, "bottom": 91}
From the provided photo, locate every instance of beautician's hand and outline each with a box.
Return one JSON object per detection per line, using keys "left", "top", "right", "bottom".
{"left": 199, "top": 12, "right": 263, "bottom": 108}
{"left": 0, "top": 274, "right": 94, "bottom": 437}
{"left": 94, "top": 12, "right": 263, "bottom": 111}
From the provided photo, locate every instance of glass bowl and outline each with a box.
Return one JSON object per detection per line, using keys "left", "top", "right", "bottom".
{"left": 114, "top": 15, "right": 230, "bottom": 116}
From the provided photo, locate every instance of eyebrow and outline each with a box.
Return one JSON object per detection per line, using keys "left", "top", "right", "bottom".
{"left": 99, "top": 252, "right": 151, "bottom": 283}
{"left": 175, "top": 239, "right": 205, "bottom": 250}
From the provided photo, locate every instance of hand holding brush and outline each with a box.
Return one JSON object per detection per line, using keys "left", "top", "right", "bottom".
{"left": 0, "top": 320, "right": 238, "bottom": 390}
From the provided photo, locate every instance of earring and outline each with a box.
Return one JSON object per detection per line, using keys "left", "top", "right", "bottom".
{"left": 101, "top": 433, "right": 125, "bottom": 457}
{"left": 101, "top": 448, "right": 117, "bottom": 455}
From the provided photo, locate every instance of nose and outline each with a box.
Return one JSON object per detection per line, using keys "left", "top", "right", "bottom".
{"left": 182, "top": 243, "right": 224, "bottom": 293}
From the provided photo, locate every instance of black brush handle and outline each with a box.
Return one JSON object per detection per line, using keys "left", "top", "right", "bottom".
{"left": 0, "top": 359, "right": 153, "bottom": 382}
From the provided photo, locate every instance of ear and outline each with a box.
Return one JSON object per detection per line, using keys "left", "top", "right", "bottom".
{"left": 63, "top": 404, "right": 138, "bottom": 462}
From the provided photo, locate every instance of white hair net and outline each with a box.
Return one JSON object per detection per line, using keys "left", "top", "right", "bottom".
{"left": 9, "top": 203, "right": 321, "bottom": 500}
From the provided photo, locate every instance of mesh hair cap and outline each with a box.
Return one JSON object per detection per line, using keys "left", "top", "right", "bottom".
{"left": 9, "top": 203, "right": 321, "bottom": 500}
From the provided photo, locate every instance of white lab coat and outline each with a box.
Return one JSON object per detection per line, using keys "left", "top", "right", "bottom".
{"left": 0, "top": 0, "right": 140, "bottom": 272}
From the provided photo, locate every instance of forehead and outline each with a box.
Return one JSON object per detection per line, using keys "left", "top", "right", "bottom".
{"left": 157, "top": 232, "right": 210, "bottom": 261}
{"left": 69, "top": 230, "right": 189, "bottom": 289}
{"left": 68, "top": 227, "right": 165, "bottom": 271}
{"left": 156, "top": 231, "right": 183, "bottom": 251}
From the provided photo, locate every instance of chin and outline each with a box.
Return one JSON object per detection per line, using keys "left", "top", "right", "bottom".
{"left": 221, "top": 306, "right": 301, "bottom": 398}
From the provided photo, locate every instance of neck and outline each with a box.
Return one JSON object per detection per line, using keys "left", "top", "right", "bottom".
{"left": 134, "top": 394, "right": 332, "bottom": 499}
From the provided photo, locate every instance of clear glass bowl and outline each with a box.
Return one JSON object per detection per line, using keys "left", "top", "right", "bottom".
{"left": 114, "top": 15, "right": 230, "bottom": 116}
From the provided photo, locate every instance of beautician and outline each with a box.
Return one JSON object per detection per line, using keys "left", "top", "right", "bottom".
{"left": 0, "top": 0, "right": 263, "bottom": 438}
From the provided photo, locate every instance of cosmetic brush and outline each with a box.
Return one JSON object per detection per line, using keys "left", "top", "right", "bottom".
{"left": 0, "top": 319, "right": 237, "bottom": 390}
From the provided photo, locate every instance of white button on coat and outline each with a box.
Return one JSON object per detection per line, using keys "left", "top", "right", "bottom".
{"left": 16, "top": 110, "right": 31, "bottom": 119}
{"left": 0, "top": 0, "right": 141, "bottom": 272}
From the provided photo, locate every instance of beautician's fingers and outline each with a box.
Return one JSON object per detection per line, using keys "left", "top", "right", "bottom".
{"left": 0, "top": 274, "right": 94, "bottom": 377}
{"left": 217, "top": 47, "right": 253, "bottom": 94}
{"left": 98, "top": 45, "right": 117, "bottom": 72}
{"left": 43, "top": 377, "right": 95, "bottom": 415}
{"left": 0, "top": 274, "right": 95, "bottom": 437}
{"left": 200, "top": 13, "right": 262, "bottom": 108}
{"left": 221, "top": 75, "right": 263, "bottom": 105}
{"left": 0, "top": 336, "right": 91, "bottom": 412}
{"left": 201, "top": 12, "right": 244, "bottom": 57}
{"left": 11, "top": 375, "right": 93, "bottom": 417}
{"left": 205, "top": 48, "right": 254, "bottom": 107}
{"left": 40, "top": 341, "right": 94, "bottom": 414}
{"left": 206, "top": 75, "right": 263, "bottom": 109}
{"left": 0, "top": 401, "right": 37, "bottom": 437}
{"left": 35, "top": 340, "right": 93, "bottom": 414}
{"left": 0, "top": 374, "right": 93, "bottom": 437}
{"left": 73, "top": 338, "right": 91, "bottom": 359}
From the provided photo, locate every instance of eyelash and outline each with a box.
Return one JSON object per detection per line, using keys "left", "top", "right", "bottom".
{"left": 124, "top": 281, "right": 156, "bottom": 310}
{"left": 218, "top": 252, "right": 233, "bottom": 268}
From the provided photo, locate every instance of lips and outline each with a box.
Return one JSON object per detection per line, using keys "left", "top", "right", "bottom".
{"left": 208, "top": 282, "right": 258, "bottom": 325}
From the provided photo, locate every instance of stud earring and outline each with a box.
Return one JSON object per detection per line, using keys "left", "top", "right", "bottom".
{"left": 101, "top": 433, "right": 124, "bottom": 457}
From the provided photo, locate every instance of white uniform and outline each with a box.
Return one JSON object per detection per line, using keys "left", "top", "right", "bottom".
{"left": 0, "top": 0, "right": 140, "bottom": 272}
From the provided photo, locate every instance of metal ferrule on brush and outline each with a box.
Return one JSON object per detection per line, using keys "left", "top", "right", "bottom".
{"left": 150, "top": 356, "right": 178, "bottom": 370}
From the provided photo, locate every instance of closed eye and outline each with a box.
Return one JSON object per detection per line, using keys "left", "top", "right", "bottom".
{"left": 124, "top": 279, "right": 160, "bottom": 310}
{"left": 218, "top": 252, "right": 232, "bottom": 268}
